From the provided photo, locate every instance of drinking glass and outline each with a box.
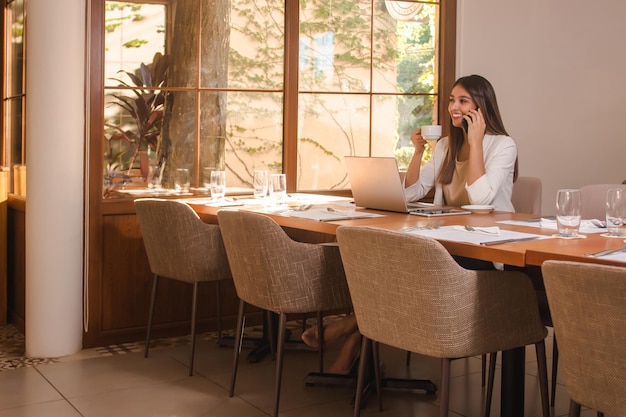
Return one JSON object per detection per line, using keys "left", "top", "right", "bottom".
{"left": 174, "top": 168, "right": 190, "bottom": 193}
{"left": 269, "top": 173, "right": 287, "bottom": 203}
{"left": 210, "top": 170, "right": 226, "bottom": 199}
{"left": 253, "top": 170, "right": 268, "bottom": 198}
{"left": 202, "top": 167, "right": 216, "bottom": 190}
{"left": 606, "top": 188, "right": 626, "bottom": 237}
{"left": 147, "top": 165, "right": 162, "bottom": 190}
{"left": 555, "top": 189, "right": 581, "bottom": 237}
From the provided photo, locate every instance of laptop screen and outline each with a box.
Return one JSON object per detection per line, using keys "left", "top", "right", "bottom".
{"left": 344, "top": 156, "right": 412, "bottom": 213}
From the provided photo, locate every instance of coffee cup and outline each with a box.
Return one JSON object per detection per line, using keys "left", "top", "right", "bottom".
{"left": 421, "top": 125, "right": 442, "bottom": 141}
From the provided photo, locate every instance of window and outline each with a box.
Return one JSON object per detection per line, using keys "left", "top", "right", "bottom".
{"left": 2, "top": 0, "right": 26, "bottom": 195}
{"left": 97, "top": 0, "right": 453, "bottom": 198}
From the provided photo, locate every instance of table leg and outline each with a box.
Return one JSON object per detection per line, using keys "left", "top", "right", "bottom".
{"left": 501, "top": 346, "right": 525, "bottom": 417}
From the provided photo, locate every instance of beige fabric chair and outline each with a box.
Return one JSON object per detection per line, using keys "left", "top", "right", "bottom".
{"left": 135, "top": 198, "right": 232, "bottom": 376}
{"left": 217, "top": 210, "right": 352, "bottom": 417}
{"left": 580, "top": 183, "right": 626, "bottom": 219}
{"left": 542, "top": 261, "right": 626, "bottom": 417}
{"left": 336, "top": 226, "right": 550, "bottom": 417}
{"left": 512, "top": 176, "right": 542, "bottom": 214}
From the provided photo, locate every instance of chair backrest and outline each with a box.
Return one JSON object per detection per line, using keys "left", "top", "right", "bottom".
{"left": 134, "top": 198, "right": 231, "bottom": 283}
{"left": 335, "top": 226, "right": 545, "bottom": 359}
{"left": 512, "top": 176, "right": 542, "bottom": 214}
{"left": 217, "top": 210, "right": 351, "bottom": 314}
{"left": 579, "top": 184, "right": 626, "bottom": 219}
{"left": 542, "top": 260, "right": 626, "bottom": 416}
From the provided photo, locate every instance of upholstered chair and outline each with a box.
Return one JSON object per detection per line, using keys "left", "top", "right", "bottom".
{"left": 336, "top": 226, "right": 550, "bottom": 417}
{"left": 217, "top": 210, "right": 352, "bottom": 417}
{"left": 134, "top": 198, "right": 232, "bottom": 376}
{"left": 542, "top": 260, "right": 626, "bottom": 417}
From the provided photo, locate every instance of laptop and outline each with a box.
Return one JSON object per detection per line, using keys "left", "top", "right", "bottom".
{"left": 344, "top": 156, "right": 470, "bottom": 216}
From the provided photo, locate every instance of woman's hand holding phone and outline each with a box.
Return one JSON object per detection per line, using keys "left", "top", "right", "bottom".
{"left": 463, "top": 107, "right": 486, "bottom": 146}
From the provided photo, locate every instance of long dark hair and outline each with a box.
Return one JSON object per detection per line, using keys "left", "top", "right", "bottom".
{"left": 438, "top": 74, "right": 518, "bottom": 184}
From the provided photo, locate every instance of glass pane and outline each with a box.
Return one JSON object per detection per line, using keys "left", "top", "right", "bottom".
{"left": 373, "top": 1, "right": 438, "bottom": 94}
{"left": 159, "top": 90, "right": 198, "bottom": 187}
{"left": 6, "top": 0, "right": 25, "bottom": 97}
{"left": 299, "top": 0, "right": 372, "bottom": 93}
{"left": 208, "top": 0, "right": 284, "bottom": 89}
{"left": 104, "top": 2, "right": 167, "bottom": 88}
{"left": 372, "top": 94, "right": 435, "bottom": 170}
{"left": 297, "top": 93, "right": 371, "bottom": 191}
{"left": 210, "top": 91, "right": 283, "bottom": 188}
{"left": 7, "top": 97, "right": 24, "bottom": 166}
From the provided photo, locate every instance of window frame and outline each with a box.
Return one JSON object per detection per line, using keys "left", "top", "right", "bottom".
{"left": 87, "top": 0, "right": 456, "bottom": 202}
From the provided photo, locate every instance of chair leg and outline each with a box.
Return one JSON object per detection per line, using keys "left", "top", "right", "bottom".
{"left": 353, "top": 336, "right": 370, "bottom": 417}
{"left": 229, "top": 300, "right": 246, "bottom": 397}
{"left": 373, "top": 341, "right": 383, "bottom": 412}
{"left": 551, "top": 335, "right": 558, "bottom": 406}
{"left": 485, "top": 352, "right": 497, "bottom": 417}
{"left": 188, "top": 282, "right": 199, "bottom": 376}
{"left": 481, "top": 353, "right": 487, "bottom": 386}
{"left": 568, "top": 400, "right": 581, "bottom": 417}
{"left": 317, "top": 311, "right": 324, "bottom": 373}
{"left": 597, "top": 413, "right": 604, "bottom": 417}
{"left": 267, "top": 310, "right": 276, "bottom": 360}
{"left": 272, "top": 313, "right": 288, "bottom": 417}
{"left": 144, "top": 274, "right": 159, "bottom": 359}
{"left": 440, "top": 358, "right": 451, "bottom": 417}
{"left": 535, "top": 340, "right": 550, "bottom": 417}
{"left": 406, "top": 350, "right": 411, "bottom": 367}
{"left": 216, "top": 280, "right": 222, "bottom": 341}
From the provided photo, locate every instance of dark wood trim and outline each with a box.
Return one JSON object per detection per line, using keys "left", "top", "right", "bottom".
{"left": 439, "top": 0, "right": 457, "bottom": 136}
{"left": 283, "top": 0, "right": 299, "bottom": 192}
{"left": 85, "top": 0, "right": 105, "bottom": 348}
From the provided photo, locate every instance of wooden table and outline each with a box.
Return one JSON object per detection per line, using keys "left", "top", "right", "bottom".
{"left": 189, "top": 197, "right": 625, "bottom": 417}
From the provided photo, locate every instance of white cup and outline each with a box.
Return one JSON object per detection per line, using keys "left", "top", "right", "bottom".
{"left": 606, "top": 188, "right": 626, "bottom": 237}
{"left": 555, "top": 189, "right": 581, "bottom": 237}
{"left": 421, "top": 125, "right": 442, "bottom": 141}
{"left": 174, "top": 168, "right": 190, "bottom": 193}
{"left": 210, "top": 170, "right": 226, "bottom": 199}
{"left": 253, "top": 170, "right": 269, "bottom": 198}
{"left": 269, "top": 173, "right": 287, "bottom": 203}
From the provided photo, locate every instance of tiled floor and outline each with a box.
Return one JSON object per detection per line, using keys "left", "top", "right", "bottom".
{"left": 0, "top": 322, "right": 598, "bottom": 417}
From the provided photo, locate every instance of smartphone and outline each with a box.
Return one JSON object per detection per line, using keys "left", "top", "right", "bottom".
{"left": 462, "top": 107, "right": 479, "bottom": 133}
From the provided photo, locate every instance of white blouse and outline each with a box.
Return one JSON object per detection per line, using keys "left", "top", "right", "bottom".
{"left": 404, "top": 134, "right": 517, "bottom": 212}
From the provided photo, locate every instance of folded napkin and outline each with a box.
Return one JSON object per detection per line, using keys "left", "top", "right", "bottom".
{"left": 453, "top": 225, "right": 500, "bottom": 235}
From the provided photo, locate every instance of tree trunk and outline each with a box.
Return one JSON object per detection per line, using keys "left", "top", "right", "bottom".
{"left": 161, "top": 0, "right": 230, "bottom": 186}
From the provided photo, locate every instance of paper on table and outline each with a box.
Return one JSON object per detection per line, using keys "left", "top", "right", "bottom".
{"left": 193, "top": 198, "right": 244, "bottom": 207}
{"left": 596, "top": 251, "right": 626, "bottom": 263}
{"left": 453, "top": 225, "right": 500, "bottom": 235}
{"left": 404, "top": 225, "right": 548, "bottom": 245}
{"left": 281, "top": 208, "right": 385, "bottom": 222}
{"left": 497, "top": 218, "right": 607, "bottom": 234}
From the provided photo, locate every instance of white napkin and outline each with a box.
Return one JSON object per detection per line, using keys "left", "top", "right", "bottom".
{"left": 453, "top": 225, "right": 500, "bottom": 235}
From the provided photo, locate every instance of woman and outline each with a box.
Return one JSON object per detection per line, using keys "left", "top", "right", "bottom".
{"left": 404, "top": 74, "right": 517, "bottom": 212}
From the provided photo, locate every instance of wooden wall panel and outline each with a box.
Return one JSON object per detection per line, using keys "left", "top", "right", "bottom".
{"left": 7, "top": 198, "right": 26, "bottom": 332}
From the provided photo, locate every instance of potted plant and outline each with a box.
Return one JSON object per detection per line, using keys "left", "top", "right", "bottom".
{"left": 104, "top": 52, "right": 168, "bottom": 186}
